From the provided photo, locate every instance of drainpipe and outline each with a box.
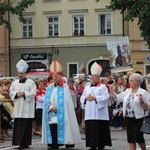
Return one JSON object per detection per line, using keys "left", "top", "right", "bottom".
{"left": 4, "top": 0, "right": 7, "bottom": 76}
{"left": 122, "top": 11, "right": 125, "bottom": 37}
{"left": 8, "top": 0, "right": 11, "bottom": 76}
{"left": 4, "top": 23, "right": 7, "bottom": 76}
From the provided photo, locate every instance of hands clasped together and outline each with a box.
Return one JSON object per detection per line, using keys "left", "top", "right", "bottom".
{"left": 85, "top": 94, "right": 96, "bottom": 102}
{"left": 16, "top": 92, "right": 25, "bottom": 98}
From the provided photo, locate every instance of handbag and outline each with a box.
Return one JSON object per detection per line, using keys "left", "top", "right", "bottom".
{"left": 140, "top": 116, "right": 150, "bottom": 134}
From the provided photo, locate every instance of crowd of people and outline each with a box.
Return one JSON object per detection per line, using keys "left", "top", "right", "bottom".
{"left": 0, "top": 59, "right": 150, "bottom": 150}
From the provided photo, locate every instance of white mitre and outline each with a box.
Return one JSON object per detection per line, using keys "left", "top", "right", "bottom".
{"left": 16, "top": 59, "right": 28, "bottom": 73}
{"left": 91, "top": 62, "right": 102, "bottom": 75}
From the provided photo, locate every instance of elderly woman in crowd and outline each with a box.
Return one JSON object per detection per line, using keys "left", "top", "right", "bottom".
{"left": 115, "top": 73, "right": 150, "bottom": 150}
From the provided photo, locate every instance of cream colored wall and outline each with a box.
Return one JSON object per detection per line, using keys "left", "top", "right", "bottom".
{"left": 128, "top": 19, "right": 145, "bottom": 51}
{"left": 128, "top": 18, "right": 150, "bottom": 75}
{"left": 113, "top": 11, "right": 123, "bottom": 35}
{"left": 10, "top": 0, "right": 123, "bottom": 47}
{"left": 129, "top": 19, "right": 141, "bottom": 40}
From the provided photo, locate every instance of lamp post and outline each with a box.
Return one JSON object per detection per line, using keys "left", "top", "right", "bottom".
{"left": 47, "top": 45, "right": 59, "bottom": 64}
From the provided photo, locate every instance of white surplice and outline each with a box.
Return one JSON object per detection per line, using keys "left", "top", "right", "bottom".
{"left": 80, "top": 83, "right": 110, "bottom": 120}
{"left": 9, "top": 79, "right": 36, "bottom": 118}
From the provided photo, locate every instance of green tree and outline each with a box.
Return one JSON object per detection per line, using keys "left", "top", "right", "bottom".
{"left": 96, "top": 0, "right": 150, "bottom": 48}
{"left": 0, "top": 0, "right": 34, "bottom": 31}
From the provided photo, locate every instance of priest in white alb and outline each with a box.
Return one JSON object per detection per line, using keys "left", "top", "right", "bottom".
{"left": 9, "top": 59, "right": 36, "bottom": 149}
{"left": 80, "top": 62, "right": 112, "bottom": 150}
{"left": 42, "top": 60, "right": 81, "bottom": 150}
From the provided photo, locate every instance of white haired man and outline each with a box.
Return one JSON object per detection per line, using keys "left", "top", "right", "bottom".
{"left": 80, "top": 62, "right": 112, "bottom": 150}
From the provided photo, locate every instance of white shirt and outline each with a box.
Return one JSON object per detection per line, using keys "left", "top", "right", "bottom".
{"left": 36, "top": 94, "right": 45, "bottom": 109}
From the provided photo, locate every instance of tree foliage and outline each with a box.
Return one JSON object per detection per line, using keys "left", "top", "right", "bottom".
{"left": 0, "top": 0, "right": 34, "bottom": 31}
{"left": 96, "top": 0, "right": 150, "bottom": 48}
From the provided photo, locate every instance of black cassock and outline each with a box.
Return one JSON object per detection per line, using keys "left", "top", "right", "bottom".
{"left": 12, "top": 118, "right": 32, "bottom": 146}
{"left": 85, "top": 120, "right": 112, "bottom": 148}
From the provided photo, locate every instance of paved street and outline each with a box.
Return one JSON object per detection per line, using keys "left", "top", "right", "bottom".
{"left": 0, "top": 128, "right": 150, "bottom": 150}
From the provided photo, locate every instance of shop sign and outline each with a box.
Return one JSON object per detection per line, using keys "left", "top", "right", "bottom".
{"left": 21, "top": 53, "right": 47, "bottom": 60}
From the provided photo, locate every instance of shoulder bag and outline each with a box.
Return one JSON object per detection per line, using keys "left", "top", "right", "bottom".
{"left": 140, "top": 115, "right": 150, "bottom": 134}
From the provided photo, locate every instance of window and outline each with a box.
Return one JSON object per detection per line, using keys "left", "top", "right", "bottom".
{"left": 99, "top": 13, "right": 112, "bottom": 35}
{"left": 22, "top": 17, "right": 33, "bottom": 38}
{"left": 27, "top": 62, "right": 47, "bottom": 70}
{"left": 67, "top": 62, "right": 78, "bottom": 77}
{"left": 47, "top": 16, "right": 59, "bottom": 37}
{"left": 72, "top": 15, "right": 85, "bottom": 36}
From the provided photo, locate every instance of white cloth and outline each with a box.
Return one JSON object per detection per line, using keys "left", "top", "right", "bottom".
{"left": 9, "top": 78, "right": 36, "bottom": 118}
{"left": 36, "top": 94, "right": 45, "bottom": 109}
{"left": 49, "top": 87, "right": 58, "bottom": 124}
{"left": 42, "top": 83, "right": 81, "bottom": 145}
{"left": 116, "top": 87, "right": 150, "bottom": 119}
{"left": 80, "top": 84, "right": 110, "bottom": 120}
{"left": 70, "top": 90, "right": 77, "bottom": 108}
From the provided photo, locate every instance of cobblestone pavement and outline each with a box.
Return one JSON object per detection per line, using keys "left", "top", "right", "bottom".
{"left": 0, "top": 127, "right": 150, "bottom": 150}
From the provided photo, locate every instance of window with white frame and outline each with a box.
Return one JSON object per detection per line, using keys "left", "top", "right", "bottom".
{"left": 67, "top": 62, "right": 78, "bottom": 77}
{"left": 22, "top": 17, "right": 33, "bottom": 38}
{"left": 99, "top": 13, "right": 112, "bottom": 35}
{"left": 72, "top": 15, "right": 85, "bottom": 36}
{"left": 47, "top": 16, "right": 59, "bottom": 37}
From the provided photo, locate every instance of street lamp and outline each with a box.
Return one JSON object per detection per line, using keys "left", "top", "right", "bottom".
{"left": 47, "top": 45, "right": 59, "bottom": 63}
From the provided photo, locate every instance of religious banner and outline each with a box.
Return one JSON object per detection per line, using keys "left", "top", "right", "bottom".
{"left": 79, "top": 62, "right": 86, "bottom": 74}
{"left": 106, "top": 36, "right": 131, "bottom": 73}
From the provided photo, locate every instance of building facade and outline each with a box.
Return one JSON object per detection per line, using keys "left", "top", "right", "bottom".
{"left": 0, "top": 0, "right": 9, "bottom": 77}
{"left": 10, "top": 0, "right": 124, "bottom": 77}
{"left": 129, "top": 18, "right": 150, "bottom": 75}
